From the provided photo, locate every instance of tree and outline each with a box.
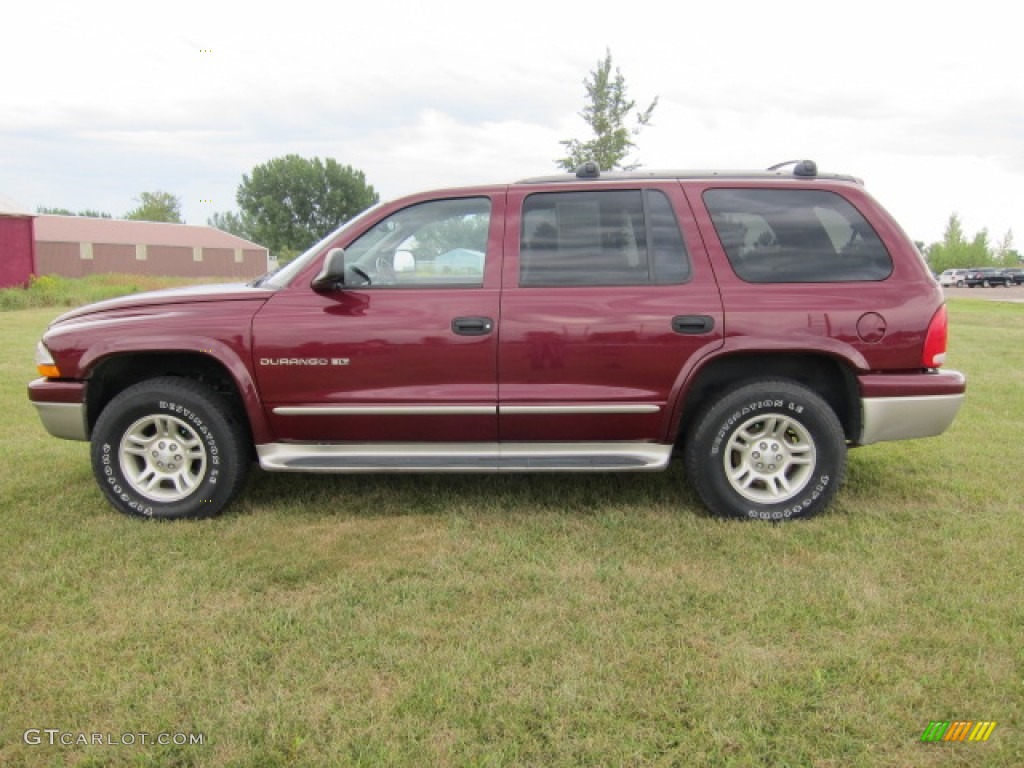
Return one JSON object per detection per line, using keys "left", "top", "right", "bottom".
{"left": 207, "top": 210, "right": 254, "bottom": 241}
{"left": 926, "top": 212, "right": 991, "bottom": 272}
{"left": 967, "top": 228, "right": 990, "bottom": 266}
{"left": 36, "top": 206, "right": 112, "bottom": 218}
{"left": 234, "top": 155, "right": 378, "bottom": 257}
{"left": 557, "top": 49, "right": 658, "bottom": 172}
{"left": 413, "top": 214, "right": 489, "bottom": 260}
{"left": 125, "top": 191, "right": 183, "bottom": 223}
{"left": 994, "top": 229, "right": 1018, "bottom": 267}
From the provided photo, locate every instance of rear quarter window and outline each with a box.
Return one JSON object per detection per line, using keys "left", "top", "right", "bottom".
{"left": 703, "top": 189, "right": 893, "bottom": 283}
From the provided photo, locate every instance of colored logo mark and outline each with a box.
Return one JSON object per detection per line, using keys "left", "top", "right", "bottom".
{"left": 921, "top": 721, "right": 997, "bottom": 742}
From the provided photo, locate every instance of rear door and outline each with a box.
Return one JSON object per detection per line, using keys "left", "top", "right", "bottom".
{"left": 498, "top": 181, "right": 724, "bottom": 442}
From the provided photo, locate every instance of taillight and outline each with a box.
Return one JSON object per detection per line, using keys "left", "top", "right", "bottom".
{"left": 922, "top": 305, "right": 948, "bottom": 368}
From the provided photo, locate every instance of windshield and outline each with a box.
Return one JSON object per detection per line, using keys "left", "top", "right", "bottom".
{"left": 258, "top": 202, "right": 387, "bottom": 290}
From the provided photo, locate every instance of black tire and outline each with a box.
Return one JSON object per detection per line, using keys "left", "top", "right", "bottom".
{"left": 684, "top": 380, "right": 846, "bottom": 521}
{"left": 90, "top": 377, "right": 249, "bottom": 519}
{"left": 956, "top": 280, "right": 964, "bottom": 287}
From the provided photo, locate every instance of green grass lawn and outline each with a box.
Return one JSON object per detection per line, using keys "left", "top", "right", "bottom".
{"left": 0, "top": 273, "right": 240, "bottom": 311}
{"left": 1, "top": 298, "right": 1021, "bottom": 767}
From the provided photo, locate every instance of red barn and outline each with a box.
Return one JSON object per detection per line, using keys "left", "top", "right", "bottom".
{"left": 0, "top": 195, "right": 35, "bottom": 288}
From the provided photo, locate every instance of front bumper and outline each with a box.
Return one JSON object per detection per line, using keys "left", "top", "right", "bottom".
{"left": 857, "top": 370, "right": 966, "bottom": 445}
{"left": 28, "top": 378, "right": 88, "bottom": 441}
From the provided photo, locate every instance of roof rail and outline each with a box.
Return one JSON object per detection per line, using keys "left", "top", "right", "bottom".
{"left": 515, "top": 162, "right": 862, "bottom": 185}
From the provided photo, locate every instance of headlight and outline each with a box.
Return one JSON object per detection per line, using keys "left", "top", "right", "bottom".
{"left": 35, "top": 341, "right": 61, "bottom": 378}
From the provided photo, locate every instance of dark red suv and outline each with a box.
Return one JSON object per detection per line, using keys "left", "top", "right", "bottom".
{"left": 29, "top": 161, "right": 966, "bottom": 521}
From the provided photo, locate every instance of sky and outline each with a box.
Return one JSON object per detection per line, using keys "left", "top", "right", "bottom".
{"left": 2, "top": 0, "right": 1021, "bottom": 248}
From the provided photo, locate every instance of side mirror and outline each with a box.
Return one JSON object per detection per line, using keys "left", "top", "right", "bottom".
{"left": 394, "top": 249, "right": 416, "bottom": 273}
{"left": 312, "top": 248, "right": 346, "bottom": 292}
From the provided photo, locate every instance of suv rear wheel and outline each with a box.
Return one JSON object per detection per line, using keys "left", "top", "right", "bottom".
{"left": 90, "top": 378, "right": 249, "bottom": 520}
{"left": 685, "top": 380, "right": 845, "bottom": 520}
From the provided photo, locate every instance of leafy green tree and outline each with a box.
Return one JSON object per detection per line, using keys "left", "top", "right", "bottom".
{"left": 968, "top": 228, "right": 991, "bottom": 266}
{"left": 207, "top": 210, "right": 254, "bottom": 240}
{"left": 125, "top": 191, "right": 183, "bottom": 223}
{"left": 927, "top": 212, "right": 993, "bottom": 272}
{"left": 36, "top": 206, "right": 112, "bottom": 218}
{"left": 943, "top": 212, "right": 966, "bottom": 248}
{"left": 994, "top": 229, "right": 1018, "bottom": 267}
{"left": 234, "top": 155, "right": 378, "bottom": 255}
{"left": 558, "top": 49, "right": 658, "bottom": 172}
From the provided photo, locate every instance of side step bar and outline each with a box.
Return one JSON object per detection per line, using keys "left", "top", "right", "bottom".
{"left": 256, "top": 442, "right": 672, "bottom": 473}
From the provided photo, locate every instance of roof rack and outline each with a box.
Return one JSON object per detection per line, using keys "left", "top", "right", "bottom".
{"left": 516, "top": 160, "right": 861, "bottom": 185}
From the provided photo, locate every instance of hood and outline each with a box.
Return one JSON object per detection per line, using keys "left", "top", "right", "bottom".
{"left": 50, "top": 282, "right": 275, "bottom": 325}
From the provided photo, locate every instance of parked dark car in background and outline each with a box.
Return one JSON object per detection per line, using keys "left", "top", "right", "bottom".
{"left": 964, "top": 268, "right": 1013, "bottom": 287}
{"left": 1003, "top": 268, "right": 1024, "bottom": 285}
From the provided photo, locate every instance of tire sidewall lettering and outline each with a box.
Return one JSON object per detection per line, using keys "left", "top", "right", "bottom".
{"left": 93, "top": 379, "right": 247, "bottom": 520}
{"left": 687, "top": 381, "right": 846, "bottom": 521}
{"left": 745, "top": 474, "right": 831, "bottom": 520}
{"left": 100, "top": 441, "right": 155, "bottom": 516}
{"left": 98, "top": 397, "right": 226, "bottom": 518}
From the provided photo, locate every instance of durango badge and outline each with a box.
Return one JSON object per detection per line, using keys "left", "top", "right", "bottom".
{"left": 259, "top": 358, "right": 349, "bottom": 366}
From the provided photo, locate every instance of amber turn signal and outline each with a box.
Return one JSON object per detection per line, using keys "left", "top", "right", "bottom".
{"left": 37, "top": 363, "right": 62, "bottom": 378}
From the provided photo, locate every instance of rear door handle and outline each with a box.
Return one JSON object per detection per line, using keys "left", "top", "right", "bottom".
{"left": 452, "top": 316, "right": 494, "bottom": 336}
{"left": 672, "top": 315, "right": 715, "bottom": 335}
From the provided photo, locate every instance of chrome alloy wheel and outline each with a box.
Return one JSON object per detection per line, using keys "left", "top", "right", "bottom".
{"left": 118, "top": 414, "right": 208, "bottom": 501}
{"left": 723, "top": 414, "right": 816, "bottom": 503}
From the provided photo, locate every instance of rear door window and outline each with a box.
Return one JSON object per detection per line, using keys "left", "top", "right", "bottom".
{"left": 519, "top": 189, "right": 690, "bottom": 286}
{"left": 703, "top": 189, "right": 892, "bottom": 282}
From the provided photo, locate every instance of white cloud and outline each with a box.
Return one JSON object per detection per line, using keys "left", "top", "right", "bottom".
{"left": 1, "top": 0, "right": 1021, "bottom": 243}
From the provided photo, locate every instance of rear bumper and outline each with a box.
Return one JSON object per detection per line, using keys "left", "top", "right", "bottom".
{"left": 857, "top": 370, "right": 966, "bottom": 445}
{"left": 28, "top": 378, "right": 88, "bottom": 441}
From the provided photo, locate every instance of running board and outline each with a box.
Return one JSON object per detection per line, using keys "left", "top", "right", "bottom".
{"left": 256, "top": 442, "right": 672, "bottom": 473}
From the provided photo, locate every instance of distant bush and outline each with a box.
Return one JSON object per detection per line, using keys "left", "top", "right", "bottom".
{"left": 0, "top": 273, "right": 232, "bottom": 311}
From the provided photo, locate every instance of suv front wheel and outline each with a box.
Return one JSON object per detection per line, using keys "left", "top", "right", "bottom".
{"left": 90, "top": 377, "right": 249, "bottom": 520}
{"left": 685, "top": 380, "right": 846, "bottom": 521}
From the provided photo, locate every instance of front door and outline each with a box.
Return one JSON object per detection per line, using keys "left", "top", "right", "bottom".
{"left": 253, "top": 194, "right": 503, "bottom": 443}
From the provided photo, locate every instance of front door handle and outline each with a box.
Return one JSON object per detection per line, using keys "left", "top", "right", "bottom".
{"left": 452, "top": 316, "right": 494, "bottom": 336}
{"left": 672, "top": 315, "right": 715, "bottom": 335}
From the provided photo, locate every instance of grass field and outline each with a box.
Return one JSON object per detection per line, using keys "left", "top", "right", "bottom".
{"left": 1, "top": 296, "right": 1021, "bottom": 767}
{"left": 0, "top": 273, "right": 238, "bottom": 311}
